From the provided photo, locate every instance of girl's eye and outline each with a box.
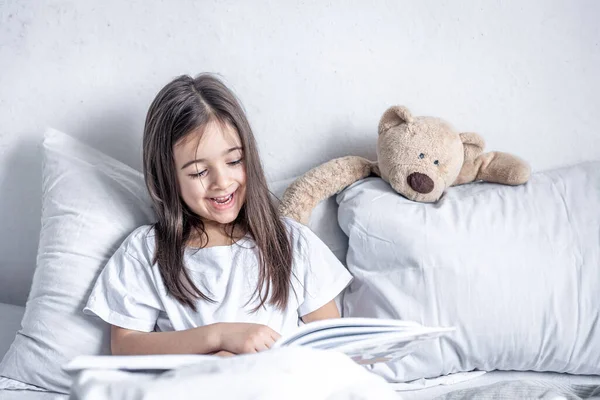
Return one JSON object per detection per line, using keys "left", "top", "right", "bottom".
{"left": 188, "top": 158, "right": 242, "bottom": 179}
{"left": 228, "top": 158, "right": 243, "bottom": 166}
{"left": 419, "top": 153, "right": 425, "bottom": 159}
{"left": 189, "top": 170, "right": 207, "bottom": 179}
{"left": 434, "top": 160, "right": 439, "bottom": 165}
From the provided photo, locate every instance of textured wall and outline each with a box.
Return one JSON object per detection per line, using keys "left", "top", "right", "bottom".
{"left": 1, "top": 0, "right": 599, "bottom": 305}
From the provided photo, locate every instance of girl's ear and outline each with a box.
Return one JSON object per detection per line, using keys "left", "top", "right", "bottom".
{"left": 378, "top": 106, "right": 414, "bottom": 135}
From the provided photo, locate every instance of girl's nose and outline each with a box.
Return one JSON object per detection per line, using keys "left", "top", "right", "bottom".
{"left": 211, "top": 166, "right": 231, "bottom": 190}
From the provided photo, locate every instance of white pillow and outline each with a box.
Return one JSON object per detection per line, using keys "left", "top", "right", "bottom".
{"left": 337, "top": 163, "right": 600, "bottom": 382}
{"left": 0, "top": 129, "right": 156, "bottom": 393}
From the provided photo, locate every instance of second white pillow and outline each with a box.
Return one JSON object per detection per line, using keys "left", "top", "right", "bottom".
{"left": 338, "top": 163, "right": 600, "bottom": 382}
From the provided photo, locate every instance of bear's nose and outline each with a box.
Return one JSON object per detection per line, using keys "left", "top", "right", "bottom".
{"left": 407, "top": 172, "right": 434, "bottom": 194}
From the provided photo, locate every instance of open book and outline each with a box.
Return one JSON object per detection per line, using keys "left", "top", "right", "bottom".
{"left": 64, "top": 318, "right": 454, "bottom": 372}
{"left": 272, "top": 317, "right": 455, "bottom": 365}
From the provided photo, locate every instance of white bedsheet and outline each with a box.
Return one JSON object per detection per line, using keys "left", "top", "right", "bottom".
{"left": 399, "top": 370, "right": 600, "bottom": 399}
{"left": 0, "top": 391, "right": 66, "bottom": 400}
{"left": 5, "top": 355, "right": 600, "bottom": 399}
{"left": 68, "top": 347, "right": 399, "bottom": 400}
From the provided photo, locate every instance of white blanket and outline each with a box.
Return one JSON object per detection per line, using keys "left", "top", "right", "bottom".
{"left": 68, "top": 348, "right": 399, "bottom": 400}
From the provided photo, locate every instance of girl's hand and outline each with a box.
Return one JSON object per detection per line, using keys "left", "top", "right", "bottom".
{"left": 211, "top": 350, "right": 236, "bottom": 357}
{"left": 216, "top": 323, "right": 281, "bottom": 354}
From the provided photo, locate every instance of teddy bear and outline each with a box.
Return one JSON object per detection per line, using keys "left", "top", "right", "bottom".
{"left": 279, "top": 105, "right": 531, "bottom": 224}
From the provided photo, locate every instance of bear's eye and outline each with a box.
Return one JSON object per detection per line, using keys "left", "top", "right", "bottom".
{"left": 419, "top": 153, "right": 425, "bottom": 159}
{"left": 434, "top": 160, "right": 439, "bottom": 165}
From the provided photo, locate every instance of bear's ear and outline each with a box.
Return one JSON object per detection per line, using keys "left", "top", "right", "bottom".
{"left": 378, "top": 106, "right": 414, "bottom": 135}
{"left": 460, "top": 132, "right": 485, "bottom": 161}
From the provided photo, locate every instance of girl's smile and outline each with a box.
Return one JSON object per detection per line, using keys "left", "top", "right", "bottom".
{"left": 208, "top": 189, "right": 237, "bottom": 210}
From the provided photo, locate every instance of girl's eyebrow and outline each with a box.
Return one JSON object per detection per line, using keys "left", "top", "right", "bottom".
{"left": 181, "top": 147, "right": 243, "bottom": 170}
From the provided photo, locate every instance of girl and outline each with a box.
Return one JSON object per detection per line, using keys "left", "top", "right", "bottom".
{"left": 83, "top": 73, "right": 352, "bottom": 356}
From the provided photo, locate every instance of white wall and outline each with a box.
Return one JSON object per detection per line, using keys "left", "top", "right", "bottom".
{"left": 1, "top": 0, "right": 599, "bottom": 306}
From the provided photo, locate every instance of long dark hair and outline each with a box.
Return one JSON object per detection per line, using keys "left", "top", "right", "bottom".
{"left": 143, "top": 73, "right": 293, "bottom": 312}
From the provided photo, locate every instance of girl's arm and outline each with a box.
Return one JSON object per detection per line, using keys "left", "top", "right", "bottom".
{"left": 301, "top": 299, "right": 340, "bottom": 323}
{"left": 111, "top": 324, "right": 220, "bottom": 355}
{"left": 111, "top": 322, "right": 280, "bottom": 355}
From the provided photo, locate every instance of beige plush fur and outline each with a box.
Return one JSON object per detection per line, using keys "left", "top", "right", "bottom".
{"left": 278, "top": 156, "right": 374, "bottom": 224}
{"left": 280, "top": 105, "right": 530, "bottom": 224}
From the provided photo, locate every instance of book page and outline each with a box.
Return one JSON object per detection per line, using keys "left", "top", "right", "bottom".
{"left": 275, "top": 317, "right": 422, "bottom": 347}
{"left": 274, "top": 318, "right": 455, "bottom": 365}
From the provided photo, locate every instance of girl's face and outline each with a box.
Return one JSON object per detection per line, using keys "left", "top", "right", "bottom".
{"left": 173, "top": 120, "right": 247, "bottom": 231}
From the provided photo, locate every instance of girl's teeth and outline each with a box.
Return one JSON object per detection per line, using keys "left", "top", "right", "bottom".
{"left": 212, "top": 194, "right": 233, "bottom": 204}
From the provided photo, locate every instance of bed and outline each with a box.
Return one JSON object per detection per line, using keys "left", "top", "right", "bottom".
{"left": 1, "top": 133, "right": 599, "bottom": 399}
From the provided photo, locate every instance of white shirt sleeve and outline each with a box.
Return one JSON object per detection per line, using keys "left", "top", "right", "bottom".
{"left": 83, "top": 240, "right": 163, "bottom": 332}
{"left": 293, "top": 222, "right": 353, "bottom": 317}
